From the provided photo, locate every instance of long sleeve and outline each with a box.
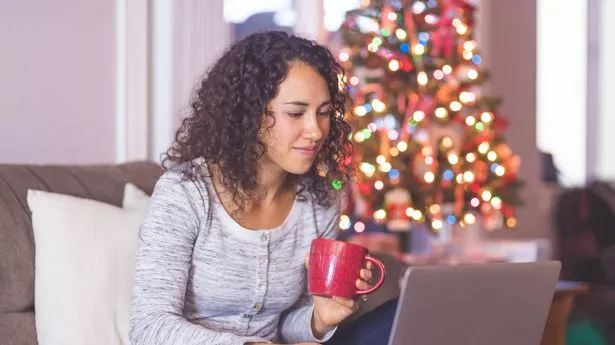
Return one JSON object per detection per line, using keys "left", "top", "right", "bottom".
{"left": 278, "top": 197, "right": 341, "bottom": 343}
{"left": 129, "top": 171, "right": 268, "bottom": 345}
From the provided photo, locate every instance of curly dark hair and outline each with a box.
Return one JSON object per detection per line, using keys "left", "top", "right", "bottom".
{"left": 163, "top": 31, "right": 353, "bottom": 210}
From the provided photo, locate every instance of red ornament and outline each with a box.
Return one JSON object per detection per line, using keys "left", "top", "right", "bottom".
{"left": 400, "top": 58, "right": 413, "bottom": 72}
{"left": 449, "top": 0, "right": 476, "bottom": 22}
{"left": 474, "top": 160, "right": 489, "bottom": 183}
{"left": 380, "top": 4, "right": 397, "bottom": 32}
{"left": 501, "top": 205, "right": 515, "bottom": 218}
{"left": 384, "top": 188, "right": 412, "bottom": 232}
{"left": 358, "top": 181, "right": 372, "bottom": 196}
{"left": 430, "top": 16, "right": 456, "bottom": 58}
{"left": 469, "top": 183, "right": 481, "bottom": 194}
{"left": 504, "top": 171, "right": 517, "bottom": 183}
{"left": 492, "top": 115, "right": 509, "bottom": 133}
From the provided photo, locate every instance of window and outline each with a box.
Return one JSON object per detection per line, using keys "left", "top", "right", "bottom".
{"left": 536, "top": 0, "right": 588, "bottom": 185}
{"left": 224, "top": 0, "right": 294, "bottom": 41}
{"left": 323, "top": 0, "right": 360, "bottom": 32}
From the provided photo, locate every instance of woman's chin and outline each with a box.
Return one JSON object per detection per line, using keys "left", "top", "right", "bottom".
{"left": 283, "top": 162, "right": 315, "bottom": 175}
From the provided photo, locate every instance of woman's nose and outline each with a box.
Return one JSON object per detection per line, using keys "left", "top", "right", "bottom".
{"left": 304, "top": 115, "right": 324, "bottom": 141}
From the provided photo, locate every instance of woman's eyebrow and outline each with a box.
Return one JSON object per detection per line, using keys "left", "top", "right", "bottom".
{"left": 283, "top": 100, "right": 332, "bottom": 107}
{"left": 283, "top": 101, "right": 309, "bottom": 106}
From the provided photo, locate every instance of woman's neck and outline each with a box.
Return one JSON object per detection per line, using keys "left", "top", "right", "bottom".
{"left": 209, "top": 162, "right": 297, "bottom": 209}
{"left": 254, "top": 162, "right": 296, "bottom": 204}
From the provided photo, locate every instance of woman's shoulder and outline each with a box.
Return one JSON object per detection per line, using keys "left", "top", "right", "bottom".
{"left": 158, "top": 159, "right": 209, "bottom": 183}
{"left": 154, "top": 160, "right": 211, "bottom": 208}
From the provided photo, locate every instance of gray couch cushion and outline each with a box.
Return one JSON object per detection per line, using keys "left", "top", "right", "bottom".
{"left": 0, "top": 312, "right": 36, "bottom": 345}
{"left": 0, "top": 161, "right": 162, "bottom": 344}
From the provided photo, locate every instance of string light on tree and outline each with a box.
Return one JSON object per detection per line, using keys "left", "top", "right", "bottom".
{"left": 337, "top": 0, "right": 522, "bottom": 238}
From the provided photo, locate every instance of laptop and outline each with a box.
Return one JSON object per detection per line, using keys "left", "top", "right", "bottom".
{"left": 388, "top": 261, "right": 561, "bottom": 345}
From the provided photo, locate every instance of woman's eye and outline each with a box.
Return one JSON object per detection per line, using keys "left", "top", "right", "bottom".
{"left": 318, "top": 111, "right": 332, "bottom": 117}
{"left": 288, "top": 112, "right": 304, "bottom": 117}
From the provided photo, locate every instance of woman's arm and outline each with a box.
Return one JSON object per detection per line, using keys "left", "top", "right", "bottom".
{"left": 278, "top": 198, "right": 341, "bottom": 343}
{"left": 129, "top": 171, "right": 268, "bottom": 345}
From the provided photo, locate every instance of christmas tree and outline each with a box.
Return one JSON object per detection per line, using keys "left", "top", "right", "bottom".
{"left": 336, "top": 0, "right": 522, "bottom": 235}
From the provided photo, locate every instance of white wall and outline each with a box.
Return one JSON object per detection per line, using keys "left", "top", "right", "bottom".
{"left": 597, "top": 0, "right": 615, "bottom": 180}
{"left": 0, "top": 0, "right": 117, "bottom": 164}
{"left": 150, "top": 0, "right": 230, "bottom": 161}
{"left": 0, "top": 0, "right": 228, "bottom": 165}
{"left": 479, "top": 0, "right": 548, "bottom": 239}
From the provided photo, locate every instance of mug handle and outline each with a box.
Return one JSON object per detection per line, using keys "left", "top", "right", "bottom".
{"left": 356, "top": 255, "right": 386, "bottom": 296}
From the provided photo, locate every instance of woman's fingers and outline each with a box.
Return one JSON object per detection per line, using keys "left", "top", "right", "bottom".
{"left": 331, "top": 296, "right": 355, "bottom": 309}
{"left": 359, "top": 268, "right": 372, "bottom": 282}
{"left": 356, "top": 278, "right": 372, "bottom": 290}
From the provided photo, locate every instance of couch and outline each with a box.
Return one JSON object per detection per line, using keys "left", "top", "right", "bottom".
{"left": 0, "top": 162, "right": 162, "bottom": 345}
{"left": 0, "top": 161, "right": 403, "bottom": 345}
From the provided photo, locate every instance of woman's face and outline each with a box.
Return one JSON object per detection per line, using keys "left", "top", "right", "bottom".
{"left": 259, "top": 61, "right": 332, "bottom": 175}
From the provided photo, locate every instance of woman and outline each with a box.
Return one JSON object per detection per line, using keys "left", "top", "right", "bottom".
{"left": 130, "top": 31, "right": 396, "bottom": 345}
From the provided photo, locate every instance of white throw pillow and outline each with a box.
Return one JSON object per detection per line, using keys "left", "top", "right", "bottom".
{"left": 28, "top": 189, "right": 144, "bottom": 345}
{"left": 122, "top": 182, "right": 151, "bottom": 213}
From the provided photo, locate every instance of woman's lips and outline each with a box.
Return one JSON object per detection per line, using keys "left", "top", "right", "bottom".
{"left": 293, "top": 146, "right": 318, "bottom": 157}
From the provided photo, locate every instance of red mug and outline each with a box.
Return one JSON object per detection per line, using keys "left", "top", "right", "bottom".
{"left": 308, "top": 238, "right": 386, "bottom": 299}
